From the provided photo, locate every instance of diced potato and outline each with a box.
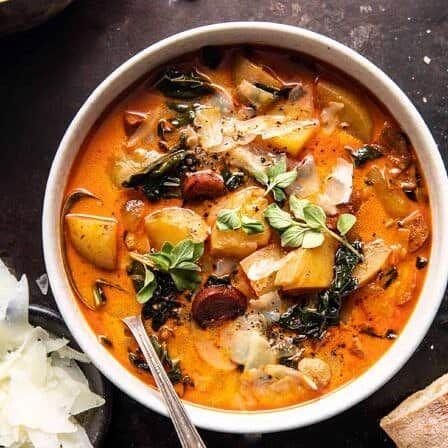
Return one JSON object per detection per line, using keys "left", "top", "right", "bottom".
{"left": 274, "top": 235, "right": 338, "bottom": 291}
{"left": 267, "top": 125, "right": 318, "bottom": 157}
{"left": 317, "top": 79, "right": 373, "bottom": 142}
{"left": 240, "top": 244, "right": 285, "bottom": 296}
{"left": 209, "top": 187, "right": 271, "bottom": 258}
{"left": 65, "top": 213, "right": 118, "bottom": 270}
{"left": 233, "top": 54, "right": 283, "bottom": 89}
{"left": 353, "top": 239, "right": 391, "bottom": 286}
{"left": 144, "top": 207, "right": 209, "bottom": 249}
{"left": 267, "top": 85, "right": 317, "bottom": 156}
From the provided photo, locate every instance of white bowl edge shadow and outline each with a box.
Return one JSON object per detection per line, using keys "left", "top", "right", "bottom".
{"left": 42, "top": 22, "right": 448, "bottom": 434}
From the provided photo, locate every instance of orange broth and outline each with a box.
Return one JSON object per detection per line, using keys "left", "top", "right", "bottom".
{"left": 64, "top": 46, "right": 431, "bottom": 411}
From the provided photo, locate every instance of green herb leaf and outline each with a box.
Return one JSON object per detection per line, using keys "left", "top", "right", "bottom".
{"left": 272, "top": 187, "right": 286, "bottom": 203}
{"left": 347, "top": 144, "right": 383, "bottom": 167}
{"left": 267, "top": 159, "right": 286, "bottom": 178}
{"left": 171, "top": 269, "right": 201, "bottom": 291}
{"left": 337, "top": 213, "right": 357, "bottom": 236}
{"left": 289, "top": 196, "right": 310, "bottom": 220}
{"left": 175, "top": 261, "right": 201, "bottom": 271}
{"left": 138, "top": 239, "right": 204, "bottom": 293}
{"left": 302, "top": 204, "right": 326, "bottom": 229}
{"left": 273, "top": 170, "right": 298, "bottom": 189}
{"left": 136, "top": 267, "right": 157, "bottom": 303}
{"left": 149, "top": 253, "right": 172, "bottom": 272}
{"left": 241, "top": 216, "right": 264, "bottom": 234}
{"left": 216, "top": 208, "right": 241, "bottom": 231}
{"left": 253, "top": 170, "right": 269, "bottom": 186}
{"left": 280, "top": 224, "right": 305, "bottom": 247}
{"left": 302, "top": 230, "right": 325, "bottom": 248}
{"left": 255, "top": 160, "right": 296, "bottom": 203}
{"left": 191, "top": 242, "right": 204, "bottom": 262}
{"left": 264, "top": 204, "right": 295, "bottom": 231}
{"left": 171, "top": 239, "right": 195, "bottom": 265}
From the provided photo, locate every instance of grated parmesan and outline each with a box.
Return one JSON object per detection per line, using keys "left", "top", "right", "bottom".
{"left": 0, "top": 259, "right": 105, "bottom": 448}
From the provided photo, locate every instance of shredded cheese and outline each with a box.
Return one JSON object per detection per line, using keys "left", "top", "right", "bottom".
{"left": 0, "top": 259, "right": 105, "bottom": 448}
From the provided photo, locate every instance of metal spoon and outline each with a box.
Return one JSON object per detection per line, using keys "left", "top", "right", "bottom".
{"left": 122, "top": 315, "right": 206, "bottom": 448}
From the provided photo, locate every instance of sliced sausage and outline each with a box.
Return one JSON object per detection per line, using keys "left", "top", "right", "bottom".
{"left": 192, "top": 285, "right": 248, "bottom": 328}
{"left": 123, "top": 111, "right": 148, "bottom": 135}
{"left": 182, "top": 170, "right": 225, "bottom": 201}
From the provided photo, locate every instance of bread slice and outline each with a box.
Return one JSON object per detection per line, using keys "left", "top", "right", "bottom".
{"left": 380, "top": 373, "right": 448, "bottom": 447}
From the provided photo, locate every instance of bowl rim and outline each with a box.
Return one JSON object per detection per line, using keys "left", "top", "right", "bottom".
{"left": 42, "top": 21, "right": 448, "bottom": 433}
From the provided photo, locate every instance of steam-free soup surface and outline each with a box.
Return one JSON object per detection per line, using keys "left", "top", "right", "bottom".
{"left": 64, "top": 46, "right": 431, "bottom": 410}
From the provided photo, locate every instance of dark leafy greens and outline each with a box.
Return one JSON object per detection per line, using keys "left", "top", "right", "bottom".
{"left": 122, "top": 147, "right": 198, "bottom": 201}
{"left": 155, "top": 68, "right": 214, "bottom": 99}
{"left": 346, "top": 144, "right": 383, "bottom": 167}
{"left": 222, "top": 169, "right": 246, "bottom": 191}
{"left": 167, "top": 102, "right": 199, "bottom": 128}
{"left": 127, "top": 261, "right": 180, "bottom": 331}
{"left": 128, "top": 336, "right": 191, "bottom": 384}
{"left": 279, "top": 242, "right": 362, "bottom": 338}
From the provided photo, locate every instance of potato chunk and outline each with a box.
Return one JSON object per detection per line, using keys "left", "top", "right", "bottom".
{"left": 267, "top": 86, "right": 317, "bottom": 156}
{"left": 317, "top": 79, "right": 373, "bottom": 142}
{"left": 233, "top": 54, "right": 283, "bottom": 89}
{"left": 209, "top": 187, "right": 271, "bottom": 258}
{"left": 65, "top": 213, "right": 118, "bottom": 270}
{"left": 267, "top": 126, "right": 318, "bottom": 157}
{"left": 274, "top": 235, "right": 338, "bottom": 291}
{"left": 353, "top": 239, "right": 391, "bottom": 286}
{"left": 144, "top": 207, "right": 209, "bottom": 250}
{"left": 240, "top": 244, "right": 285, "bottom": 296}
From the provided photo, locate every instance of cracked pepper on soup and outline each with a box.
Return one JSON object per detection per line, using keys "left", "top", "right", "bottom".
{"left": 63, "top": 46, "right": 431, "bottom": 410}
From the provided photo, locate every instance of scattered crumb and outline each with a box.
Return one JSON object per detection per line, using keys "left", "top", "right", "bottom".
{"left": 422, "top": 97, "right": 427, "bottom": 103}
{"left": 36, "top": 273, "right": 49, "bottom": 295}
{"left": 430, "top": 344, "right": 434, "bottom": 350}
{"left": 426, "top": 29, "right": 431, "bottom": 34}
{"left": 407, "top": 17, "right": 412, "bottom": 21}
{"left": 411, "top": 75, "right": 415, "bottom": 80}
{"left": 423, "top": 56, "right": 431, "bottom": 65}
{"left": 359, "top": 5, "right": 372, "bottom": 13}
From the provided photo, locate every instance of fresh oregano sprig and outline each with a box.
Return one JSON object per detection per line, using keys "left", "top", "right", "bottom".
{"left": 254, "top": 159, "right": 297, "bottom": 203}
{"left": 264, "top": 195, "right": 361, "bottom": 257}
{"left": 130, "top": 239, "right": 204, "bottom": 303}
{"left": 216, "top": 208, "right": 264, "bottom": 235}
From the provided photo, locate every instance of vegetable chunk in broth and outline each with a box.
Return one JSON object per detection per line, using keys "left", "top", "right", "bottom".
{"left": 63, "top": 46, "right": 431, "bottom": 411}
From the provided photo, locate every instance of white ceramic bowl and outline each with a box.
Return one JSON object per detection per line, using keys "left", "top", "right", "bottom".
{"left": 43, "top": 22, "right": 448, "bottom": 433}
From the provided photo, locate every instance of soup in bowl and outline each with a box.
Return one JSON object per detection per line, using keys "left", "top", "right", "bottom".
{"left": 43, "top": 23, "right": 448, "bottom": 433}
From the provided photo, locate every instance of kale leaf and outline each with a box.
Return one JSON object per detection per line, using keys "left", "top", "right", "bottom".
{"left": 279, "top": 242, "right": 362, "bottom": 338}
{"left": 155, "top": 68, "right": 214, "bottom": 99}
{"left": 347, "top": 144, "right": 383, "bottom": 167}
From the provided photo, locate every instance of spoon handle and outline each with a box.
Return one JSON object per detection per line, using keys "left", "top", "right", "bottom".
{"left": 123, "top": 316, "right": 206, "bottom": 448}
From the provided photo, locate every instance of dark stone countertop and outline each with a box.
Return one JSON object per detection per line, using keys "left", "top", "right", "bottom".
{"left": 0, "top": 0, "right": 446, "bottom": 446}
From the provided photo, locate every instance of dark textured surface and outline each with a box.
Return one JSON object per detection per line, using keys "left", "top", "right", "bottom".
{"left": 0, "top": 0, "right": 447, "bottom": 446}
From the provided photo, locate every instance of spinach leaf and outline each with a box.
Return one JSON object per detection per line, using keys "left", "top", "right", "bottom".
{"left": 347, "top": 144, "right": 383, "bottom": 167}
{"left": 155, "top": 68, "right": 214, "bottom": 99}
{"left": 279, "top": 242, "right": 362, "bottom": 338}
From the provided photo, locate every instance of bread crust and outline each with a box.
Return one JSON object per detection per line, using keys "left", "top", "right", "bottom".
{"left": 380, "top": 373, "right": 448, "bottom": 447}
